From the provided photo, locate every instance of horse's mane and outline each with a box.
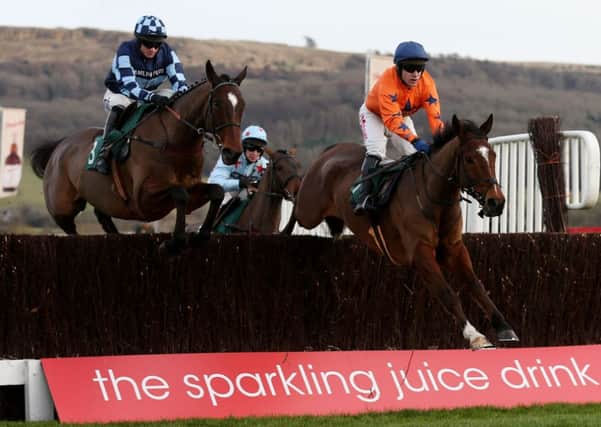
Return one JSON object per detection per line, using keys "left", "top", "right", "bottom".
{"left": 170, "top": 73, "right": 235, "bottom": 103}
{"left": 322, "top": 143, "right": 342, "bottom": 154}
{"left": 431, "top": 119, "right": 486, "bottom": 150}
{"left": 169, "top": 79, "right": 208, "bottom": 102}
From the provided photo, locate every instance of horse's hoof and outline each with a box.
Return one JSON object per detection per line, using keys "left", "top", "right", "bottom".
{"left": 470, "top": 336, "right": 495, "bottom": 350}
{"left": 498, "top": 329, "right": 520, "bottom": 342}
{"left": 159, "top": 239, "right": 185, "bottom": 256}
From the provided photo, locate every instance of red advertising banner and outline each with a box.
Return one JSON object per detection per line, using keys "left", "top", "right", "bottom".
{"left": 42, "top": 345, "right": 601, "bottom": 423}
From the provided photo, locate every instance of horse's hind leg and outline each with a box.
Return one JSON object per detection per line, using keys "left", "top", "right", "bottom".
{"left": 94, "top": 208, "right": 119, "bottom": 234}
{"left": 325, "top": 216, "right": 345, "bottom": 238}
{"left": 53, "top": 215, "right": 78, "bottom": 235}
{"left": 51, "top": 198, "right": 86, "bottom": 235}
{"left": 440, "top": 241, "right": 519, "bottom": 343}
{"left": 414, "top": 241, "right": 494, "bottom": 350}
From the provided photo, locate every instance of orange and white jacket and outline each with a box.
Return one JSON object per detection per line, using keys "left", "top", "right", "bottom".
{"left": 365, "top": 66, "right": 443, "bottom": 142}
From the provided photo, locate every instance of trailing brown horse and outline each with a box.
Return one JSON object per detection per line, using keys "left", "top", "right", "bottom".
{"left": 218, "top": 148, "right": 302, "bottom": 234}
{"left": 285, "top": 114, "right": 519, "bottom": 349}
{"left": 31, "top": 61, "right": 247, "bottom": 254}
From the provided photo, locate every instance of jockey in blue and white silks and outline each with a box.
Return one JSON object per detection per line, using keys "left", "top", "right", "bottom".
{"left": 103, "top": 39, "right": 188, "bottom": 103}
{"left": 95, "top": 15, "right": 189, "bottom": 175}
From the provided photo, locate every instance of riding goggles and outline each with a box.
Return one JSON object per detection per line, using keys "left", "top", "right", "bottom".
{"left": 245, "top": 145, "right": 264, "bottom": 153}
{"left": 141, "top": 40, "right": 163, "bottom": 49}
{"left": 402, "top": 63, "right": 426, "bottom": 73}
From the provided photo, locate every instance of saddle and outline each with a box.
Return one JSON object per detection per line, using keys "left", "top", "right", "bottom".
{"left": 86, "top": 103, "right": 154, "bottom": 171}
{"left": 350, "top": 153, "right": 420, "bottom": 210}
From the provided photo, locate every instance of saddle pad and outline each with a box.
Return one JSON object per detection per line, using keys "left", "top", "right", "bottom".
{"left": 350, "top": 153, "right": 420, "bottom": 210}
{"left": 85, "top": 103, "right": 154, "bottom": 171}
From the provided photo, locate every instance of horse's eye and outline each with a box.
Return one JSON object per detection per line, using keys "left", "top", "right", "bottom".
{"left": 465, "top": 156, "right": 475, "bottom": 165}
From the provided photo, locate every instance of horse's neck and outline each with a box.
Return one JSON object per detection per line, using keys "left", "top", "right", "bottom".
{"left": 238, "top": 168, "right": 282, "bottom": 233}
{"left": 170, "top": 86, "right": 211, "bottom": 139}
{"left": 425, "top": 138, "right": 461, "bottom": 197}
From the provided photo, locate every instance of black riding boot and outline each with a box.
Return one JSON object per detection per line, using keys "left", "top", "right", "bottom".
{"left": 95, "top": 106, "right": 123, "bottom": 175}
{"left": 353, "top": 154, "right": 381, "bottom": 215}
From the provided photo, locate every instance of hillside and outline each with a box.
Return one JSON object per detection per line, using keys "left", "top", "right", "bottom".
{"left": 1, "top": 26, "right": 601, "bottom": 228}
{"left": 3, "top": 27, "right": 601, "bottom": 163}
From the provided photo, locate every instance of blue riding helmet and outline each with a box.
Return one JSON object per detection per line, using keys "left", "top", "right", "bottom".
{"left": 134, "top": 15, "right": 168, "bottom": 42}
{"left": 393, "top": 41, "right": 429, "bottom": 64}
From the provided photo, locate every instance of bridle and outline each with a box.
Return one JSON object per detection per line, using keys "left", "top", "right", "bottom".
{"left": 415, "top": 138, "right": 500, "bottom": 216}
{"left": 256, "top": 154, "right": 300, "bottom": 202}
{"left": 163, "top": 80, "right": 242, "bottom": 150}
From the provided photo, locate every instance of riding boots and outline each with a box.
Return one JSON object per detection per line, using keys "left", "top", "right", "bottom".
{"left": 95, "top": 106, "right": 123, "bottom": 175}
{"left": 352, "top": 154, "right": 381, "bottom": 215}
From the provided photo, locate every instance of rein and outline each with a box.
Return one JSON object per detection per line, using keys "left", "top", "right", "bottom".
{"left": 413, "top": 141, "right": 500, "bottom": 216}
{"left": 255, "top": 154, "right": 299, "bottom": 201}
{"left": 129, "top": 80, "right": 242, "bottom": 151}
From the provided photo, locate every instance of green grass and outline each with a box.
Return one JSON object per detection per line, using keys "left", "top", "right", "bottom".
{"left": 1, "top": 404, "right": 600, "bottom": 426}
{"left": 0, "top": 158, "right": 207, "bottom": 234}
{"left": 0, "top": 159, "right": 45, "bottom": 209}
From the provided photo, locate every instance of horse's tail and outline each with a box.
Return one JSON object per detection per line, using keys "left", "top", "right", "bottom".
{"left": 30, "top": 139, "right": 64, "bottom": 178}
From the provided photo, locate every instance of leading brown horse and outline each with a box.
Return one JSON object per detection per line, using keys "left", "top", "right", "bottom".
{"left": 31, "top": 61, "right": 246, "bottom": 254}
{"left": 286, "top": 114, "right": 519, "bottom": 349}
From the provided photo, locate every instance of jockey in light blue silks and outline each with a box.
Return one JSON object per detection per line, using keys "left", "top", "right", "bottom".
{"left": 208, "top": 125, "right": 270, "bottom": 232}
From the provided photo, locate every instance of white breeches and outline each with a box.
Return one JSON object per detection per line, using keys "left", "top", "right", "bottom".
{"left": 358, "top": 103, "right": 417, "bottom": 163}
{"left": 103, "top": 88, "right": 174, "bottom": 113}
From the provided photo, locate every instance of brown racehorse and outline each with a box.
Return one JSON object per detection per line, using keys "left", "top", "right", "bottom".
{"left": 31, "top": 60, "right": 247, "bottom": 254}
{"left": 285, "top": 114, "right": 519, "bottom": 349}
{"left": 229, "top": 148, "right": 301, "bottom": 234}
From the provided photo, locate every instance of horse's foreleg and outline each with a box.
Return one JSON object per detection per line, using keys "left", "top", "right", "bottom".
{"left": 194, "top": 183, "right": 224, "bottom": 240}
{"left": 440, "top": 241, "right": 519, "bottom": 343}
{"left": 282, "top": 210, "right": 296, "bottom": 235}
{"left": 414, "top": 241, "right": 493, "bottom": 349}
{"left": 159, "top": 186, "right": 189, "bottom": 256}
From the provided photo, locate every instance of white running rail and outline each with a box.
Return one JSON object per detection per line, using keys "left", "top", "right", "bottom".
{"left": 281, "top": 131, "right": 600, "bottom": 235}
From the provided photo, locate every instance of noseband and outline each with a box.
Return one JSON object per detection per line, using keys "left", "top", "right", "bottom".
{"left": 417, "top": 141, "right": 499, "bottom": 214}
{"left": 260, "top": 155, "right": 300, "bottom": 201}
{"left": 162, "top": 80, "right": 242, "bottom": 150}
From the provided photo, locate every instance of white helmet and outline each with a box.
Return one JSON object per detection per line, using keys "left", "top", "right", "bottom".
{"left": 242, "top": 125, "right": 268, "bottom": 148}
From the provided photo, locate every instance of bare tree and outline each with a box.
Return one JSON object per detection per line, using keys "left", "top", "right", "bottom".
{"left": 304, "top": 36, "right": 317, "bottom": 49}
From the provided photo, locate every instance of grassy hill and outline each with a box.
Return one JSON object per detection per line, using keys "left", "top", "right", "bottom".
{"left": 1, "top": 26, "right": 601, "bottom": 230}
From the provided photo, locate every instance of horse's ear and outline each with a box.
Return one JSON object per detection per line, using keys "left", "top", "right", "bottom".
{"left": 480, "top": 114, "right": 494, "bottom": 135}
{"left": 451, "top": 114, "right": 463, "bottom": 136}
{"left": 264, "top": 146, "right": 274, "bottom": 158}
{"left": 206, "top": 60, "right": 219, "bottom": 86}
{"left": 233, "top": 66, "right": 248, "bottom": 86}
{"left": 288, "top": 147, "right": 297, "bottom": 157}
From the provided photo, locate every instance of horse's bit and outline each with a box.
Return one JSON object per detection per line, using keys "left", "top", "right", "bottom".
{"left": 163, "top": 80, "right": 242, "bottom": 150}
{"left": 261, "top": 155, "right": 300, "bottom": 202}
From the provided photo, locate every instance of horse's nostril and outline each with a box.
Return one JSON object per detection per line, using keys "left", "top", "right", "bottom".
{"left": 221, "top": 149, "right": 241, "bottom": 165}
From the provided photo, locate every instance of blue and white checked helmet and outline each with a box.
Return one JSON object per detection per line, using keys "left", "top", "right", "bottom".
{"left": 134, "top": 15, "right": 167, "bottom": 41}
